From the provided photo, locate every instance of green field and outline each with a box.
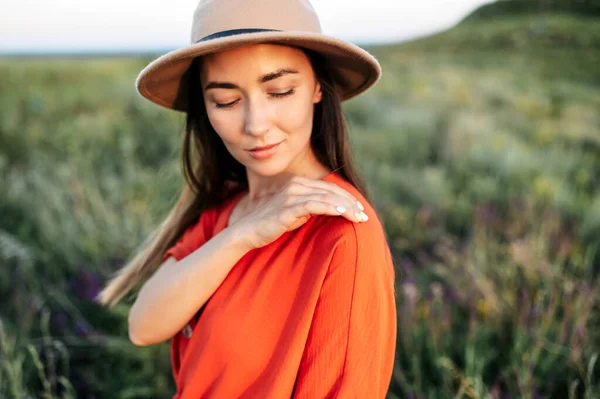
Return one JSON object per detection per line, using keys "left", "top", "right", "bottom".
{"left": 1, "top": 8, "right": 599, "bottom": 399}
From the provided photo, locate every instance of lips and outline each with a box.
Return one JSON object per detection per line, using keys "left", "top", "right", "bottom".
{"left": 248, "top": 142, "right": 281, "bottom": 151}
{"left": 246, "top": 141, "right": 282, "bottom": 160}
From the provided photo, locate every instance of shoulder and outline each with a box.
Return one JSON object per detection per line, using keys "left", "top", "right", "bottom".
{"left": 305, "top": 175, "right": 396, "bottom": 299}
{"left": 186, "top": 204, "right": 219, "bottom": 239}
{"left": 164, "top": 204, "right": 220, "bottom": 261}
{"left": 313, "top": 205, "right": 390, "bottom": 264}
{"left": 317, "top": 171, "right": 388, "bottom": 241}
{"left": 312, "top": 173, "right": 393, "bottom": 271}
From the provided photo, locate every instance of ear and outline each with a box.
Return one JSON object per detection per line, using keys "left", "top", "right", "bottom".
{"left": 313, "top": 81, "right": 323, "bottom": 104}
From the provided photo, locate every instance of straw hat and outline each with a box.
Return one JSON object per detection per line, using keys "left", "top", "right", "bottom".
{"left": 135, "top": 0, "right": 382, "bottom": 112}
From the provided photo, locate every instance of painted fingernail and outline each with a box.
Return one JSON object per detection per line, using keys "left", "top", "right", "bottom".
{"left": 336, "top": 206, "right": 346, "bottom": 213}
{"left": 357, "top": 201, "right": 364, "bottom": 211}
{"left": 360, "top": 211, "right": 369, "bottom": 221}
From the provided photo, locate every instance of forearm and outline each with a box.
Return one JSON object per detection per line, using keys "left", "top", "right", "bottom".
{"left": 128, "top": 226, "right": 251, "bottom": 345}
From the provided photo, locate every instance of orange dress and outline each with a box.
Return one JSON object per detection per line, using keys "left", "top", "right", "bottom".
{"left": 162, "top": 171, "right": 397, "bottom": 398}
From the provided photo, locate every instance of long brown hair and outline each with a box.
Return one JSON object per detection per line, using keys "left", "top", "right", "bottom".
{"left": 96, "top": 46, "right": 371, "bottom": 307}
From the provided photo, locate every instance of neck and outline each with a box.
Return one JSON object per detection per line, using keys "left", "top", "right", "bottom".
{"left": 243, "top": 150, "right": 330, "bottom": 203}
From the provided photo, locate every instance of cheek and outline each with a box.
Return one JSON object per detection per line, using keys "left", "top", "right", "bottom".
{"left": 274, "top": 95, "right": 314, "bottom": 139}
{"left": 206, "top": 110, "right": 242, "bottom": 145}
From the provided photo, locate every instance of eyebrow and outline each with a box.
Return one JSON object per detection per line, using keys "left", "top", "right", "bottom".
{"left": 204, "top": 68, "right": 299, "bottom": 90}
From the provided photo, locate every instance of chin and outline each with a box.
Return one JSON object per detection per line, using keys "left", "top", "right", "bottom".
{"left": 245, "top": 158, "right": 291, "bottom": 178}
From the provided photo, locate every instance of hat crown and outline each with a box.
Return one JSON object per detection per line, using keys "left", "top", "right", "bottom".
{"left": 191, "top": 0, "right": 322, "bottom": 43}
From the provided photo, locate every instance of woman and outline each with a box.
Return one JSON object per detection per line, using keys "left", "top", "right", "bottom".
{"left": 97, "top": 0, "right": 397, "bottom": 397}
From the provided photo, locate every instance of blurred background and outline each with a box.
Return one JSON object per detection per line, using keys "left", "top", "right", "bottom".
{"left": 1, "top": 0, "right": 599, "bottom": 398}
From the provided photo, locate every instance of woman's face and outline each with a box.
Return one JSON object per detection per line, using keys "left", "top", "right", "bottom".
{"left": 199, "top": 43, "right": 323, "bottom": 178}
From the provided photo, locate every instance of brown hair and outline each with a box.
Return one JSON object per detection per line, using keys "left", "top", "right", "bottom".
{"left": 96, "top": 46, "right": 371, "bottom": 307}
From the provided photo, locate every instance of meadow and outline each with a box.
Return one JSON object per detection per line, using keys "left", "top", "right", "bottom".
{"left": 1, "top": 8, "right": 599, "bottom": 399}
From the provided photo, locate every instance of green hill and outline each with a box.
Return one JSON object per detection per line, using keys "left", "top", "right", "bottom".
{"left": 462, "top": 0, "right": 600, "bottom": 20}
{"left": 370, "top": 12, "right": 600, "bottom": 82}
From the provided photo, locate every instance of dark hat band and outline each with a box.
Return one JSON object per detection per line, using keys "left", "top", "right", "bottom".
{"left": 195, "top": 28, "right": 282, "bottom": 43}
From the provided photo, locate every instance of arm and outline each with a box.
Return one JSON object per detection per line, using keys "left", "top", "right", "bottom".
{"left": 292, "top": 224, "right": 397, "bottom": 398}
{"left": 128, "top": 224, "right": 251, "bottom": 346}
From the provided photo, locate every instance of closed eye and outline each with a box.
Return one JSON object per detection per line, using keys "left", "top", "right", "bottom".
{"left": 214, "top": 89, "right": 296, "bottom": 109}
{"left": 270, "top": 88, "right": 295, "bottom": 98}
{"left": 214, "top": 99, "right": 239, "bottom": 109}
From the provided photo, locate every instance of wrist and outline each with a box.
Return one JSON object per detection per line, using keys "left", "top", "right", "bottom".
{"left": 222, "top": 224, "right": 254, "bottom": 254}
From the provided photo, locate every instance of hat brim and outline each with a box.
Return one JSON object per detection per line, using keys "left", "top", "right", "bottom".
{"left": 135, "top": 30, "right": 381, "bottom": 112}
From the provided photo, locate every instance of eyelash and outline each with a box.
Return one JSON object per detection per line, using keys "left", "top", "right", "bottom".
{"left": 214, "top": 89, "right": 296, "bottom": 109}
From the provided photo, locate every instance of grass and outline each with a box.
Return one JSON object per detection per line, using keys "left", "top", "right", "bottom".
{"left": 1, "top": 9, "right": 599, "bottom": 399}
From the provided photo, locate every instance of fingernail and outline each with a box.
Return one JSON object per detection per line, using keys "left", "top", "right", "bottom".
{"left": 336, "top": 206, "right": 346, "bottom": 213}
{"left": 360, "top": 211, "right": 368, "bottom": 221}
{"left": 357, "top": 201, "right": 364, "bottom": 211}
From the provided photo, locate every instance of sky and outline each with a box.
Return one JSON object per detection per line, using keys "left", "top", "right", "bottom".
{"left": 1, "top": 0, "right": 493, "bottom": 53}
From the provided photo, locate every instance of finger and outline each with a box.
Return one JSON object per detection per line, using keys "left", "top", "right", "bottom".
{"left": 284, "top": 198, "right": 365, "bottom": 224}
{"left": 292, "top": 176, "right": 365, "bottom": 213}
{"left": 289, "top": 193, "right": 365, "bottom": 223}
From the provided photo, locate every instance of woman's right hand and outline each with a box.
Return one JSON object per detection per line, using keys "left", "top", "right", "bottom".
{"left": 230, "top": 175, "right": 369, "bottom": 250}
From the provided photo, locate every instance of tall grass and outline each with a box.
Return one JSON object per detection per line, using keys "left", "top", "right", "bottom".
{"left": 1, "top": 12, "right": 599, "bottom": 398}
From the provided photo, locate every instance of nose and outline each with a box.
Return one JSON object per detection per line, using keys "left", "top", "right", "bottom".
{"left": 244, "top": 95, "right": 272, "bottom": 137}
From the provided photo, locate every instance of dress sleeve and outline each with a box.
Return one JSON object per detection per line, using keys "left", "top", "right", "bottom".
{"left": 291, "top": 223, "right": 397, "bottom": 398}
{"left": 162, "top": 209, "right": 215, "bottom": 262}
